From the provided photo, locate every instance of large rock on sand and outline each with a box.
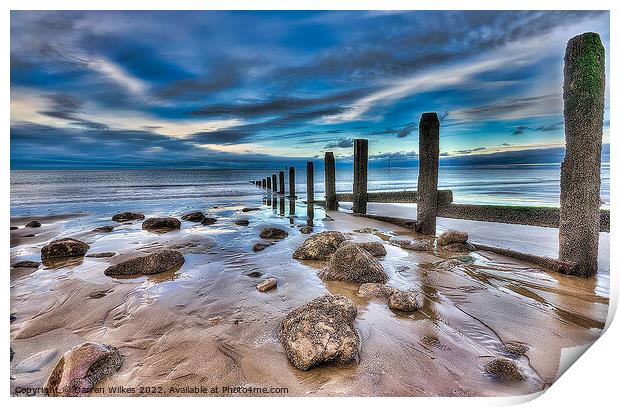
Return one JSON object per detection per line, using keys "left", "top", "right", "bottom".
{"left": 111, "top": 212, "right": 144, "bottom": 222}
{"left": 45, "top": 342, "right": 122, "bottom": 396}
{"left": 341, "top": 240, "right": 386, "bottom": 257}
{"left": 142, "top": 217, "right": 181, "bottom": 231}
{"left": 437, "top": 229, "right": 468, "bottom": 246}
{"left": 484, "top": 358, "right": 524, "bottom": 382}
{"left": 279, "top": 295, "right": 359, "bottom": 370}
{"left": 181, "top": 211, "right": 205, "bottom": 222}
{"left": 320, "top": 243, "right": 387, "bottom": 283}
{"left": 41, "top": 238, "right": 90, "bottom": 260}
{"left": 104, "top": 250, "right": 184, "bottom": 276}
{"left": 292, "top": 231, "right": 347, "bottom": 260}
{"left": 259, "top": 227, "right": 288, "bottom": 240}
{"left": 388, "top": 290, "right": 421, "bottom": 312}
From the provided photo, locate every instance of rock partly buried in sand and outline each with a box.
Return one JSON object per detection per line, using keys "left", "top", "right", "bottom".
{"left": 298, "top": 225, "right": 313, "bottom": 234}
{"left": 388, "top": 290, "right": 421, "bottom": 312}
{"left": 389, "top": 237, "right": 434, "bottom": 251}
{"left": 358, "top": 283, "right": 395, "bottom": 298}
{"left": 437, "top": 229, "right": 468, "bottom": 246}
{"left": 279, "top": 294, "right": 359, "bottom": 370}
{"left": 201, "top": 217, "right": 217, "bottom": 225}
{"left": 242, "top": 207, "right": 261, "bottom": 212}
{"left": 442, "top": 242, "right": 476, "bottom": 252}
{"left": 181, "top": 211, "right": 205, "bottom": 222}
{"left": 92, "top": 226, "right": 114, "bottom": 233}
{"left": 502, "top": 342, "right": 529, "bottom": 356}
{"left": 292, "top": 231, "right": 347, "bottom": 260}
{"left": 25, "top": 220, "right": 41, "bottom": 228}
{"left": 256, "top": 277, "right": 277, "bottom": 292}
{"left": 320, "top": 243, "right": 387, "bottom": 283}
{"left": 234, "top": 219, "right": 250, "bottom": 226}
{"left": 12, "top": 260, "right": 41, "bottom": 269}
{"left": 142, "top": 217, "right": 181, "bottom": 231}
{"left": 252, "top": 243, "right": 270, "bottom": 252}
{"left": 484, "top": 358, "right": 524, "bottom": 382}
{"left": 104, "top": 250, "right": 184, "bottom": 276}
{"left": 45, "top": 342, "right": 122, "bottom": 396}
{"left": 433, "top": 258, "right": 463, "bottom": 271}
{"left": 111, "top": 212, "right": 144, "bottom": 222}
{"left": 86, "top": 252, "right": 115, "bottom": 258}
{"left": 259, "top": 227, "right": 288, "bottom": 240}
{"left": 341, "top": 240, "right": 386, "bottom": 257}
{"left": 41, "top": 238, "right": 90, "bottom": 260}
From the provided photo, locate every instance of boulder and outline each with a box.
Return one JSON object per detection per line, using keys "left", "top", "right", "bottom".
{"left": 201, "top": 217, "right": 217, "bottom": 225}
{"left": 259, "top": 228, "right": 288, "bottom": 240}
{"left": 86, "top": 252, "right": 116, "bottom": 258}
{"left": 320, "top": 243, "right": 387, "bottom": 284}
{"left": 12, "top": 260, "right": 41, "bottom": 269}
{"left": 45, "top": 342, "right": 122, "bottom": 396}
{"left": 298, "top": 225, "right": 313, "bottom": 234}
{"left": 111, "top": 212, "right": 144, "bottom": 222}
{"left": 234, "top": 219, "right": 250, "bottom": 226}
{"left": 142, "top": 217, "right": 181, "bottom": 231}
{"left": 41, "top": 238, "right": 90, "bottom": 260}
{"left": 252, "top": 243, "right": 269, "bottom": 252}
{"left": 104, "top": 250, "right": 184, "bottom": 276}
{"left": 279, "top": 295, "right": 359, "bottom": 370}
{"left": 502, "top": 342, "right": 529, "bottom": 356}
{"left": 484, "top": 358, "right": 524, "bottom": 382}
{"left": 181, "top": 211, "right": 205, "bottom": 222}
{"left": 25, "top": 220, "right": 41, "bottom": 228}
{"left": 341, "top": 241, "right": 386, "bottom": 257}
{"left": 437, "top": 229, "right": 468, "bottom": 246}
{"left": 256, "top": 277, "right": 277, "bottom": 292}
{"left": 292, "top": 231, "right": 347, "bottom": 260}
{"left": 388, "top": 290, "right": 421, "bottom": 312}
{"left": 358, "top": 283, "right": 395, "bottom": 298}
{"left": 442, "top": 242, "right": 476, "bottom": 252}
{"left": 92, "top": 226, "right": 114, "bottom": 233}
{"left": 389, "top": 237, "right": 433, "bottom": 251}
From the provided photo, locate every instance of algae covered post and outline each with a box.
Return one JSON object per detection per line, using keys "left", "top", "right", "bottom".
{"left": 416, "top": 112, "right": 440, "bottom": 236}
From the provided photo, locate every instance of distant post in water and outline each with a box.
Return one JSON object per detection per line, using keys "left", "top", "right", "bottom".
{"left": 559, "top": 32, "right": 605, "bottom": 277}
{"left": 279, "top": 171, "right": 285, "bottom": 195}
{"left": 352, "top": 139, "right": 369, "bottom": 214}
{"left": 266, "top": 175, "right": 272, "bottom": 190}
{"left": 272, "top": 174, "right": 277, "bottom": 193}
{"left": 324, "top": 152, "right": 338, "bottom": 210}
{"left": 306, "top": 161, "right": 314, "bottom": 203}
{"left": 289, "top": 167, "right": 296, "bottom": 198}
{"left": 416, "top": 112, "right": 440, "bottom": 235}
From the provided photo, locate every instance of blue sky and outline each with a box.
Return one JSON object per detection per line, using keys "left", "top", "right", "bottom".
{"left": 10, "top": 10, "right": 610, "bottom": 169}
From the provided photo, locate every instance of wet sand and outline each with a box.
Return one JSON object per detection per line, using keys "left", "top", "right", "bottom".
{"left": 10, "top": 197, "right": 608, "bottom": 397}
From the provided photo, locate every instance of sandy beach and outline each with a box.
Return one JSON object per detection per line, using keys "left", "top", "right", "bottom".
{"left": 10, "top": 194, "right": 608, "bottom": 397}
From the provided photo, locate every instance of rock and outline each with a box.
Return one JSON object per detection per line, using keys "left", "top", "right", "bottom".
{"left": 358, "top": 227, "right": 378, "bottom": 233}
{"left": 142, "top": 217, "right": 181, "bottom": 231}
{"left": 246, "top": 271, "right": 263, "bottom": 278}
{"left": 41, "top": 238, "right": 90, "bottom": 260}
{"left": 111, "top": 212, "right": 144, "bottom": 222}
{"left": 437, "top": 229, "right": 468, "bottom": 246}
{"left": 434, "top": 259, "right": 463, "bottom": 271}
{"left": 502, "top": 342, "right": 529, "bottom": 356}
{"left": 358, "top": 283, "right": 395, "bottom": 298}
{"left": 442, "top": 242, "right": 476, "bottom": 252}
{"left": 241, "top": 207, "right": 260, "bottom": 212}
{"left": 292, "top": 231, "right": 347, "bottom": 260}
{"left": 45, "top": 342, "right": 122, "bottom": 396}
{"left": 201, "top": 217, "right": 217, "bottom": 225}
{"left": 104, "top": 250, "right": 184, "bottom": 276}
{"left": 252, "top": 243, "right": 269, "bottom": 252}
{"left": 25, "top": 220, "right": 41, "bottom": 228}
{"left": 320, "top": 243, "right": 387, "bottom": 284}
{"left": 389, "top": 237, "right": 433, "bottom": 251}
{"left": 256, "top": 277, "right": 277, "bottom": 292}
{"left": 92, "top": 226, "right": 114, "bottom": 233}
{"left": 299, "top": 225, "right": 313, "bottom": 234}
{"left": 388, "top": 290, "right": 421, "bottom": 312}
{"left": 10, "top": 226, "right": 18, "bottom": 230}
{"left": 12, "top": 260, "right": 41, "bottom": 269}
{"left": 279, "top": 294, "right": 359, "bottom": 370}
{"left": 86, "top": 252, "right": 115, "bottom": 258}
{"left": 484, "top": 358, "right": 524, "bottom": 382}
{"left": 181, "top": 211, "right": 205, "bottom": 222}
{"left": 341, "top": 241, "right": 386, "bottom": 257}
{"left": 235, "top": 219, "right": 250, "bottom": 226}
{"left": 259, "top": 228, "right": 288, "bottom": 240}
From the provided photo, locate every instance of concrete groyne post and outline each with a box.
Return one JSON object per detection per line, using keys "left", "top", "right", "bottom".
{"left": 353, "top": 139, "right": 369, "bottom": 214}
{"left": 279, "top": 171, "right": 285, "bottom": 195}
{"left": 416, "top": 112, "right": 440, "bottom": 235}
{"left": 272, "top": 174, "right": 277, "bottom": 193}
{"left": 289, "top": 167, "right": 296, "bottom": 199}
{"left": 266, "top": 176, "right": 271, "bottom": 190}
{"left": 306, "top": 161, "right": 315, "bottom": 203}
{"left": 324, "top": 152, "right": 338, "bottom": 210}
{"left": 559, "top": 32, "right": 606, "bottom": 277}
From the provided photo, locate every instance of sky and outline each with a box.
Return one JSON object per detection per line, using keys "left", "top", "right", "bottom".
{"left": 10, "top": 10, "right": 610, "bottom": 169}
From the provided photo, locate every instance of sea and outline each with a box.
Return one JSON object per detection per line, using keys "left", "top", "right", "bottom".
{"left": 10, "top": 163, "right": 610, "bottom": 217}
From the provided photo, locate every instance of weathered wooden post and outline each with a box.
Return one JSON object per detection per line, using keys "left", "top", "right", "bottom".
{"left": 306, "top": 161, "right": 314, "bottom": 203}
{"left": 559, "top": 32, "right": 605, "bottom": 277}
{"left": 279, "top": 171, "right": 285, "bottom": 195}
{"left": 266, "top": 175, "right": 272, "bottom": 190}
{"left": 262, "top": 178, "right": 266, "bottom": 189}
{"left": 279, "top": 197, "right": 285, "bottom": 216}
{"left": 352, "top": 139, "right": 369, "bottom": 214}
{"left": 271, "top": 174, "right": 277, "bottom": 193}
{"left": 307, "top": 203, "right": 315, "bottom": 227}
{"left": 416, "top": 112, "right": 440, "bottom": 235}
{"left": 324, "top": 152, "right": 338, "bottom": 210}
{"left": 289, "top": 167, "right": 296, "bottom": 199}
